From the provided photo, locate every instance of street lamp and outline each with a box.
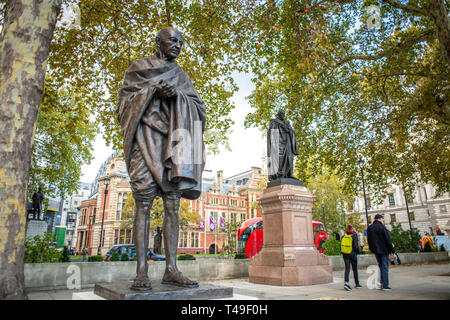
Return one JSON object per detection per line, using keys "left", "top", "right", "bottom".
{"left": 98, "top": 176, "right": 110, "bottom": 256}
{"left": 396, "top": 162, "right": 413, "bottom": 235}
{"left": 358, "top": 158, "right": 370, "bottom": 230}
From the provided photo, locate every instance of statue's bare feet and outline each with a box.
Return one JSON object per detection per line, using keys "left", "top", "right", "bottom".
{"left": 162, "top": 268, "right": 199, "bottom": 288}
{"left": 130, "top": 273, "right": 152, "bottom": 291}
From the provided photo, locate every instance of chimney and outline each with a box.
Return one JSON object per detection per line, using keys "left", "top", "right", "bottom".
{"left": 217, "top": 170, "right": 223, "bottom": 190}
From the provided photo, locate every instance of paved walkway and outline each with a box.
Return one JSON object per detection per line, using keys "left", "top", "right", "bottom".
{"left": 26, "top": 262, "right": 450, "bottom": 300}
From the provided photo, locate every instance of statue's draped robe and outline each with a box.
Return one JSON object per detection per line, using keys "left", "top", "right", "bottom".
{"left": 267, "top": 118, "right": 299, "bottom": 180}
{"left": 116, "top": 55, "right": 206, "bottom": 200}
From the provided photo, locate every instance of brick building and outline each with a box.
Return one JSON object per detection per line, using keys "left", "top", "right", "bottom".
{"left": 75, "top": 152, "right": 264, "bottom": 256}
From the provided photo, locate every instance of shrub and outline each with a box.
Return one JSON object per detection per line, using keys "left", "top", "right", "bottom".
{"left": 234, "top": 253, "right": 247, "bottom": 259}
{"left": 24, "top": 233, "right": 60, "bottom": 263}
{"left": 59, "top": 246, "right": 70, "bottom": 262}
{"left": 440, "top": 244, "right": 446, "bottom": 252}
{"left": 88, "top": 255, "right": 104, "bottom": 262}
{"left": 120, "top": 253, "right": 129, "bottom": 261}
{"left": 110, "top": 252, "right": 120, "bottom": 261}
{"left": 389, "top": 223, "right": 421, "bottom": 253}
{"left": 323, "top": 239, "right": 341, "bottom": 256}
{"left": 177, "top": 254, "right": 195, "bottom": 260}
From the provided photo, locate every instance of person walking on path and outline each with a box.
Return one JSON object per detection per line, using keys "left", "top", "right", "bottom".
{"left": 367, "top": 214, "right": 395, "bottom": 291}
{"left": 341, "top": 225, "right": 362, "bottom": 291}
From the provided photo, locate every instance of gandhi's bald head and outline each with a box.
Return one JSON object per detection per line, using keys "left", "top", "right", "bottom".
{"left": 155, "top": 27, "right": 183, "bottom": 61}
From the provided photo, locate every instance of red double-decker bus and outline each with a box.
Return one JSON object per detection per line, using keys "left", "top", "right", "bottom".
{"left": 237, "top": 217, "right": 327, "bottom": 258}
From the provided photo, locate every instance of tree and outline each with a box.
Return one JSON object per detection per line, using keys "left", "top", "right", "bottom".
{"left": 345, "top": 211, "right": 366, "bottom": 234}
{"left": 47, "top": 0, "right": 260, "bottom": 153}
{"left": 0, "top": 0, "right": 63, "bottom": 299}
{"left": 305, "top": 166, "right": 355, "bottom": 236}
{"left": 27, "top": 78, "right": 97, "bottom": 200}
{"left": 244, "top": 0, "right": 450, "bottom": 199}
{"left": 220, "top": 220, "right": 241, "bottom": 258}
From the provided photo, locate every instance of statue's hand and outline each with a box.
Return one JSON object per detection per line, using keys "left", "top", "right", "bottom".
{"left": 155, "top": 80, "right": 176, "bottom": 98}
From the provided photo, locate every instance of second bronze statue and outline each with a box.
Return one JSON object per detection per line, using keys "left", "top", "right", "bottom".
{"left": 116, "top": 27, "right": 206, "bottom": 290}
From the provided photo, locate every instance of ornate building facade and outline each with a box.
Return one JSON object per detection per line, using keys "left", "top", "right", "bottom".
{"left": 75, "top": 152, "right": 264, "bottom": 255}
{"left": 353, "top": 183, "right": 450, "bottom": 236}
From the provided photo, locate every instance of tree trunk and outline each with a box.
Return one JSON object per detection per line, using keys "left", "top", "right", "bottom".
{"left": 429, "top": 0, "right": 450, "bottom": 66}
{"left": 0, "top": 0, "right": 62, "bottom": 299}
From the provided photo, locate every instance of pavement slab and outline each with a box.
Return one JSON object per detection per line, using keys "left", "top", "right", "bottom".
{"left": 25, "top": 262, "right": 450, "bottom": 300}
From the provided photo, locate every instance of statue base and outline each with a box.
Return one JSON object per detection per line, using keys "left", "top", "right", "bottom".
{"left": 248, "top": 183, "right": 333, "bottom": 286}
{"left": 267, "top": 177, "right": 304, "bottom": 188}
{"left": 94, "top": 282, "right": 233, "bottom": 300}
{"left": 25, "top": 219, "right": 48, "bottom": 240}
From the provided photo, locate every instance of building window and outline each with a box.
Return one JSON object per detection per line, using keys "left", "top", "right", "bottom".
{"left": 116, "top": 192, "right": 128, "bottom": 220}
{"left": 114, "top": 229, "right": 119, "bottom": 245}
{"left": 190, "top": 232, "right": 199, "bottom": 248}
{"left": 409, "top": 212, "right": 415, "bottom": 221}
{"left": 390, "top": 214, "right": 396, "bottom": 223}
{"left": 388, "top": 193, "right": 395, "bottom": 207}
{"left": 240, "top": 213, "right": 246, "bottom": 222}
{"left": 179, "top": 232, "right": 188, "bottom": 248}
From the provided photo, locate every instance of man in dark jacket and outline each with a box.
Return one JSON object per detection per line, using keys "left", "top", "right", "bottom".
{"left": 342, "top": 225, "right": 362, "bottom": 291}
{"left": 367, "top": 214, "right": 395, "bottom": 291}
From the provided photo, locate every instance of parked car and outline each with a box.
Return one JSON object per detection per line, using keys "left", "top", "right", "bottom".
{"left": 146, "top": 249, "right": 165, "bottom": 261}
{"left": 104, "top": 244, "right": 166, "bottom": 261}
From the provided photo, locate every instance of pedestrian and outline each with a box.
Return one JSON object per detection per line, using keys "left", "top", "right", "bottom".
{"left": 341, "top": 225, "right": 362, "bottom": 291}
{"left": 367, "top": 214, "right": 395, "bottom": 291}
{"left": 391, "top": 243, "right": 401, "bottom": 265}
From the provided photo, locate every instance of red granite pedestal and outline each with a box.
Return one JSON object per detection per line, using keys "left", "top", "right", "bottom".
{"left": 248, "top": 183, "right": 333, "bottom": 286}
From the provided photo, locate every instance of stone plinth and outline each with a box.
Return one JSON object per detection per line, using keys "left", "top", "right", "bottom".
{"left": 94, "top": 282, "right": 233, "bottom": 300}
{"left": 248, "top": 183, "right": 333, "bottom": 286}
{"left": 25, "top": 219, "right": 48, "bottom": 240}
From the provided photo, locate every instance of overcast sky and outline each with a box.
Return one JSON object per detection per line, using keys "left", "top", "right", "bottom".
{"left": 80, "top": 72, "right": 266, "bottom": 184}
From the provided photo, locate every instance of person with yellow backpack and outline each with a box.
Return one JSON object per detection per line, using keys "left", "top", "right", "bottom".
{"left": 341, "top": 225, "right": 362, "bottom": 291}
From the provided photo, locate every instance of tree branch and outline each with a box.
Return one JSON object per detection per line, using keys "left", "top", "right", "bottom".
{"left": 382, "top": 0, "right": 430, "bottom": 16}
{"left": 333, "top": 28, "right": 435, "bottom": 67}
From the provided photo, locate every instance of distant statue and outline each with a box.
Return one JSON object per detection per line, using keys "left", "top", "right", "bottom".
{"left": 267, "top": 109, "right": 299, "bottom": 182}
{"left": 81, "top": 248, "right": 88, "bottom": 262}
{"left": 31, "top": 187, "right": 44, "bottom": 220}
{"left": 116, "top": 27, "right": 205, "bottom": 291}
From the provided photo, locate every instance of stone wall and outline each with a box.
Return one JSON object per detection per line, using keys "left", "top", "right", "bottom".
{"left": 24, "top": 252, "right": 449, "bottom": 291}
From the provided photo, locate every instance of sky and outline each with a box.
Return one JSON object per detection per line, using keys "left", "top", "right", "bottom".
{"left": 80, "top": 72, "right": 267, "bottom": 184}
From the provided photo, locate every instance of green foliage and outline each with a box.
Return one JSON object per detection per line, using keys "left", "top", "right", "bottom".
{"left": 59, "top": 246, "right": 70, "bottom": 262}
{"left": 322, "top": 239, "right": 341, "bottom": 256}
{"left": 439, "top": 244, "right": 446, "bottom": 252}
{"left": 306, "top": 165, "right": 355, "bottom": 235}
{"left": 220, "top": 220, "right": 241, "bottom": 258}
{"left": 177, "top": 254, "right": 196, "bottom": 260}
{"left": 110, "top": 252, "right": 120, "bottom": 261}
{"left": 244, "top": 0, "right": 450, "bottom": 197}
{"left": 234, "top": 253, "right": 247, "bottom": 259}
{"left": 389, "top": 223, "right": 421, "bottom": 253}
{"left": 24, "top": 233, "right": 60, "bottom": 263}
{"left": 120, "top": 253, "right": 129, "bottom": 261}
{"left": 88, "top": 255, "right": 104, "bottom": 262}
{"left": 27, "top": 78, "right": 97, "bottom": 199}
{"left": 47, "top": 0, "right": 260, "bottom": 154}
